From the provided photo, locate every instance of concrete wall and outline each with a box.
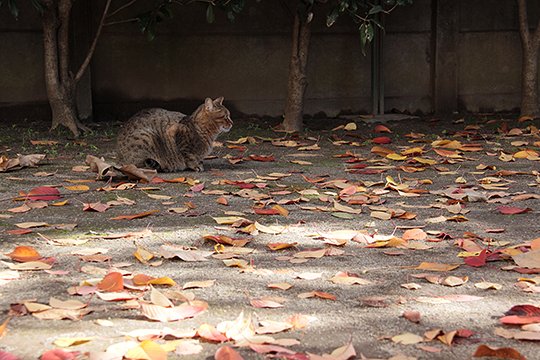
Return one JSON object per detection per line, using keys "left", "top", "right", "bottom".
{"left": 0, "top": 0, "right": 538, "bottom": 120}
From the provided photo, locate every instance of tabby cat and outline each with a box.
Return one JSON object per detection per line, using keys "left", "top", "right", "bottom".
{"left": 116, "top": 97, "right": 232, "bottom": 172}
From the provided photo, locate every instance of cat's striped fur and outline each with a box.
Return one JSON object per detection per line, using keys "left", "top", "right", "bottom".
{"left": 116, "top": 97, "right": 232, "bottom": 172}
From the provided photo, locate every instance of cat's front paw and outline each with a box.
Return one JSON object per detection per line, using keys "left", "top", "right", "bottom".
{"left": 187, "top": 162, "right": 204, "bottom": 172}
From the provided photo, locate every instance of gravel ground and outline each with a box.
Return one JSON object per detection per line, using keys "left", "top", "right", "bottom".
{"left": 0, "top": 113, "right": 539, "bottom": 359}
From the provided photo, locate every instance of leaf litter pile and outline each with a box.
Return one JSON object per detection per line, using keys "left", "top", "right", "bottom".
{"left": 0, "top": 116, "right": 539, "bottom": 359}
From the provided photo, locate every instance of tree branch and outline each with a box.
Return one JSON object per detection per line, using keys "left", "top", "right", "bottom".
{"left": 107, "top": 0, "right": 137, "bottom": 19}
{"left": 74, "top": 0, "right": 112, "bottom": 84}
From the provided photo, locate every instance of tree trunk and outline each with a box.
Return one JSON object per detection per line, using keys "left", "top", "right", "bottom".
{"left": 282, "top": 12, "right": 312, "bottom": 132}
{"left": 42, "top": 0, "right": 84, "bottom": 137}
{"left": 517, "top": 0, "right": 540, "bottom": 118}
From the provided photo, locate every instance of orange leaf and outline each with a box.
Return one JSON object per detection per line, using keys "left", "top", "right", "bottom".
{"left": 5, "top": 246, "right": 41, "bottom": 262}
{"left": 402, "top": 228, "right": 427, "bottom": 241}
{"left": 97, "top": 272, "right": 124, "bottom": 292}
{"left": 531, "top": 238, "right": 540, "bottom": 251}
{"left": 374, "top": 124, "right": 392, "bottom": 133}
{"left": 267, "top": 242, "right": 297, "bottom": 251}
{"left": 215, "top": 346, "right": 244, "bottom": 360}
{"left": 132, "top": 274, "right": 154, "bottom": 286}
{"left": 473, "top": 344, "right": 525, "bottom": 360}
{"left": 111, "top": 210, "right": 159, "bottom": 220}
{"left": 216, "top": 197, "right": 229, "bottom": 206}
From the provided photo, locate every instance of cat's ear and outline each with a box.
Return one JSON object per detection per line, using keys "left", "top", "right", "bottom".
{"left": 204, "top": 98, "right": 214, "bottom": 111}
{"left": 214, "top": 97, "right": 224, "bottom": 105}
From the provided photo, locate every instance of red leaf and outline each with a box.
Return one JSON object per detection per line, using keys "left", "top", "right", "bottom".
{"left": 215, "top": 346, "right": 244, "bottom": 360}
{"left": 464, "top": 249, "right": 488, "bottom": 267}
{"left": 505, "top": 304, "right": 540, "bottom": 317}
{"left": 253, "top": 208, "right": 280, "bottom": 215}
{"left": 372, "top": 136, "right": 392, "bottom": 144}
{"left": 40, "top": 349, "right": 79, "bottom": 360}
{"left": 27, "top": 186, "right": 61, "bottom": 201}
{"left": 499, "top": 315, "right": 540, "bottom": 325}
{"left": 190, "top": 183, "right": 205, "bottom": 192}
{"left": 6, "top": 229, "right": 33, "bottom": 235}
{"left": 497, "top": 206, "right": 532, "bottom": 215}
{"left": 97, "top": 272, "right": 124, "bottom": 292}
{"left": 374, "top": 124, "right": 392, "bottom": 133}
{"left": 0, "top": 350, "right": 19, "bottom": 360}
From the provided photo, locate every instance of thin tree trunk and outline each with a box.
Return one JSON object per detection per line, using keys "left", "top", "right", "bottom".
{"left": 282, "top": 12, "right": 312, "bottom": 132}
{"left": 517, "top": 0, "right": 540, "bottom": 117}
{"left": 42, "top": 0, "right": 81, "bottom": 137}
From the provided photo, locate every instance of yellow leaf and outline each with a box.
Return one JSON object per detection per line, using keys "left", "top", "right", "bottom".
{"left": 51, "top": 200, "right": 69, "bottom": 206}
{"left": 53, "top": 337, "right": 93, "bottom": 347}
{"left": 413, "top": 157, "right": 437, "bottom": 165}
{"left": 386, "top": 153, "right": 407, "bottom": 161}
{"left": 272, "top": 205, "right": 289, "bottom": 217}
{"left": 64, "top": 185, "right": 90, "bottom": 191}
{"left": 344, "top": 122, "right": 357, "bottom": 131}
{"left": 148, "top": 277, "right": 176, "bottom": 286}
{"left": 125, "top": 340, "right": 167, "bottom": 360}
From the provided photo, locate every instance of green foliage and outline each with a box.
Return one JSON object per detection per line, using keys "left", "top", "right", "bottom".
{"left": 326, "top": 0, "right": 413, "bottom": 51}
{"left": 1, "top": 0, "right": 44, "bottom": 19}
{"left": 137, "top": 1, "right": 174, "bottom": 41}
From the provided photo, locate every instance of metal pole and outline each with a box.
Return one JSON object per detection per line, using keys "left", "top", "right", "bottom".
{"left": 371, "top": 1, "right": 384, "bottom": 115}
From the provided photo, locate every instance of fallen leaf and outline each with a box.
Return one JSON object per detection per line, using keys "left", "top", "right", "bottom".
{"left": 111, "top": 210, "right": 159, "bottom": 220}
{"left": 97, "top": 272, "right": 124, "bottom": 292}
{"left": 473, "top": 344, "right": 525, "bottom": 360}
{"left": 5, "top": 246, "right": 41, "bottom": 262}
{"left": 215, "top": 346, "right": 244, "bottom": 360}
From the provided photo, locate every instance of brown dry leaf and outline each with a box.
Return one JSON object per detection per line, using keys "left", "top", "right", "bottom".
{"left": 512, "top": 250, "right": 540, "bottom": 269}
{"left": 309, "top": 342, "right": 356, "bottom": 360}
{"left": 413, "top": 262, "right": 460, "bottom": 272}
{"left": 474, "top": 282, "right": 502, "bottom": 290}
{"left": 150, "top": 286, "right": 174, "bottom": 307}
{"left": 111, "top": 210, "right": 159, "bottom": 221}
{"left": 391, "top": 332, "right": 424, "bottom": 345}
{"left": 473, "top": 344, "right": 526, "bottom": 360}
{"left": 140, "top": 301, "right": 207, "bottom": 322}
{"left": 268, "top": 242, "right": 297, "bottom": 250}
{"left": 182, "top": 279, "right": 216, "bottom": 290}
{"left": 330, "top": 271, "right": 371, "bottom": 285}
{"left": 250, "top": 298, "right": 285, "bottom": 308}
{"left": 441, "top": 276, "right": 468, "bottom": 287}
{"left": 83, "top": 202, "right": 110, "bottom": 213}
{"left": 49, "top": 297, "right": 87, "bottom": 310}
{"left": 298, "top": 291, "right": 336, "bottom": 301}
{"left": 1, "top": 260, "right": 52, "bottom": 271}
{"left": 402, "top": 310, "right": 421, "bottom": 323}
{"left": 15, "top": 222, "right": 49, "bottom": 229}
{"left": 402, "top": 228, "right": 427, "bottom": 241}
{"left": 267, "top": 282, "right": 292, "bottom": 290}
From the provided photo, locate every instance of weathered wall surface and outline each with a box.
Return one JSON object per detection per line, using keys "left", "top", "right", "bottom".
{"left": 0, "top": 0, "right": 538, "bottom": 120}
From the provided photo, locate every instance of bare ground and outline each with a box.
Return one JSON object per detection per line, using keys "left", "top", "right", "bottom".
{"left": 0, "top": 113, "right": 539, "bottom": 359}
